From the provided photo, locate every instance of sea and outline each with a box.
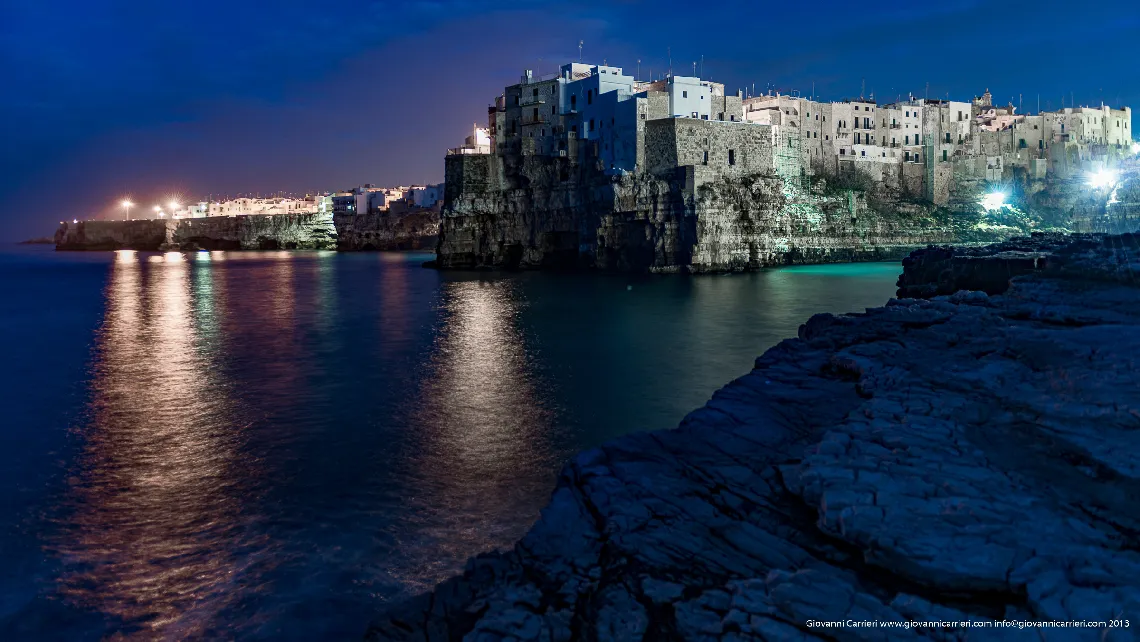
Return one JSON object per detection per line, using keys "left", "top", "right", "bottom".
{"left": 0, "top": 245, "right": 900, "bottom": 640}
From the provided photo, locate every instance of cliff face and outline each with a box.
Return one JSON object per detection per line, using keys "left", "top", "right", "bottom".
{"left": 54, "top": 220, "right": 170, "bottom": 251}
{"left": 55, "top": 212, "right": 381, "bottom": 251}
{"left": 368, "top": 231, "right": 1140, "bottom": 641}
{"left": 333, "top": 210, "right": 439, "bottom": 251}
{"left": 169, "top": 212, "right": 337, "bottom": 250}
{"left": 437, "top": 152, "right": 1138, "bottom": 273}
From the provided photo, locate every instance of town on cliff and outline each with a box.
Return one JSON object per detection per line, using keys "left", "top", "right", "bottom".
{"left": 56, "top": 61, "right": 1138, "bottom": 271}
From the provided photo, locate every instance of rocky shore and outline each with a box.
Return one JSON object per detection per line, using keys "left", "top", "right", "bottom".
{"left": 367, "top": 231, "right": 1140, "bottom": 640}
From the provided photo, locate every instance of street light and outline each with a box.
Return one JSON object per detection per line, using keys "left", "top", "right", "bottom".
{"left": 1088, "top": 169, "right": 1119, "bottom": 189}
{"left": 121, "top": 199, "right": 134, "bottom": 220}
{"left": 168, "top": 200, "right": 179, "bottom": 211}
{"left": 981, "top": 192, "right": 1006, "bottom": 211}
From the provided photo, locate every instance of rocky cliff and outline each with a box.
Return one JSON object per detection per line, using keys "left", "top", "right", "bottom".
{"left": 437, "top": 153, "right": 1138, "bottom": 273}
{"left": 53, "top": 210, "right": 440, "bottom": 252}
{"left": 367, "top": 231, "right": 1140, "bottom": 640}
{"left": 334, "top": 210, "right": 439, "bottom": 251}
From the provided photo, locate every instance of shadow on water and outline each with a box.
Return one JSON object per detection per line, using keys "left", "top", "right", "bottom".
{"left": 0, "top": 247, "right": 900, "bottom": 640}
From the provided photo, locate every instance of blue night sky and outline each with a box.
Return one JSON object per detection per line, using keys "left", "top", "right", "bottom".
{"left": 2, "top": 0, "right": 1138, "bottom": 240}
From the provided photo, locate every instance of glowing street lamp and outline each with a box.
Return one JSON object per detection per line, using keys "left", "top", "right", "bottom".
{"left": 168, "top": 200, "right": 180, "bottom": 211}
{"left": 121, "top": 199, "right": 134, "bottom": 220}
{"left": 981, "top": 192, "right": 1006, "bottom": 211}
{"left": 1087, "top": 169, "right": 1119, "bottom": 190}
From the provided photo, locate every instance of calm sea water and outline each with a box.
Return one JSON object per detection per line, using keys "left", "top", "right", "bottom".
{"left": 0, "top": 245, "right": 900, "bottom": 640}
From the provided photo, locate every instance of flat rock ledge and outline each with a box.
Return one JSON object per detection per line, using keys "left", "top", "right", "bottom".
{"left": 367, "top": 232, "right": 1140, "bottom": 641}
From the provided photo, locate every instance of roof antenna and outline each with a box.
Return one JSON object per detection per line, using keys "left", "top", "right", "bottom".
{"left": 578, "top": 40, "right": 583, "bottom": 62}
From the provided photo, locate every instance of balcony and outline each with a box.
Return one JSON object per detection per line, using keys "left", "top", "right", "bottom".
{"left": 890, "top": 123, "right": 901, "bottom": 129}
{"left": 521, "top": 95, "right": 546, "bottom": 106}
{"left": 522, "top": 116, "right": 547, "bottom": 126}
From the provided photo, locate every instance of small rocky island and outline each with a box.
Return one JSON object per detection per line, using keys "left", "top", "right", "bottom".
{"left": 368, "top": 232, "right": 1140, "bottom": 640}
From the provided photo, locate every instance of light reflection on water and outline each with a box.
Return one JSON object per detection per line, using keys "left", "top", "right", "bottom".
{"left": 1, "top": 248, "right": 900, "bottom": 640}
{"left": 54, "top": 251, "right": 249, "bottom": 638}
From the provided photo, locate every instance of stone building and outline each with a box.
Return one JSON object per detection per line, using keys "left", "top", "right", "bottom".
{"left": 439, "top": 63, "right": 1137, "bottom": 272}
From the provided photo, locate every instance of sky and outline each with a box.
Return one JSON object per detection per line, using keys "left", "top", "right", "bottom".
{"left": 2, "top": 0, "right": 1138, "bottom": 241}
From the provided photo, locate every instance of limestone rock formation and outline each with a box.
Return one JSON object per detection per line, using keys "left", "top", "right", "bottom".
{"left": 367, "top": 232, "right": 1140, "bottom": 641}
{"left": 169, "top": 212, "right": 337, "bottom": 250}
{"left": 334, "top": 210, "right": 439, "bottom": 251}
{"left": 54, "top": 214, "right": 338, "bottom": 251}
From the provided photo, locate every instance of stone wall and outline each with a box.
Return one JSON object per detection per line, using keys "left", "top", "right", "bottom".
{"left": 645, "top": 118, "right": 774, "bottom": 176}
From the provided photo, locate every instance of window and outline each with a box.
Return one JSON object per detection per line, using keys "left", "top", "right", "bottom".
{"left": 571, "top": 95, "right": 577, "bottom": 110}
{"left": 905, "top": 135, "right": 910, "bottom": 144}
{"left": 692, "top": 111, "right": 698, "bottom": 118}
{"left": 945, "top": 133, "right": 950, "bottom": 143}
{"left": 840, "top": 148, "right": 846, "bottom": 155}
{"left": 861, "top": 150, "right": 866, "bottom": 156}
{"left": 533, "top": 88, "right": 539, "bottom": 97}
{"left": 587, "top": 90, "right": 593, "bottom": 104}
{"left": 514, "top": 95, "right": 520, "bottom": 106}
{"left": 551, "top": 106, "right": 556, "bottom": 115}
{"left": 589, "top": 118, "right": 594, "bottom": 131}
{"left": 703, "top": 151, "right": 708, "bottom": 165}
{"left": 533, "top": 107, "right": 538, "bottom": 120}
{"left": 702, "top": 114, "right": 708, "bottom": 120}
{"left": 640, "top": 113, "right": 646, "bottom": 120}
{"left": 728, "top": 149, "right": 735, "bottom": 165}
{"left": 730, "top": 115, "right": 736, "bottom": 121}
{"left": 683, "top": 90, "right": 688, "bottom": 98}
{"left": 943, "top": 150, "right": 948, "bottom": 161}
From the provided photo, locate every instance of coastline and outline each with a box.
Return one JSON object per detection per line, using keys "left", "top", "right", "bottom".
{"left": 367, "top": 231, "right": 1140, "bottom": 640}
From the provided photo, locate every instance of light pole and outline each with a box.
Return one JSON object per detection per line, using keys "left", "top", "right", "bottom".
{"left": 121, "top": 199, "right": 134, "bottom": 220}
{"left": 153, "top": 205, "right": 163, "bottom": 219}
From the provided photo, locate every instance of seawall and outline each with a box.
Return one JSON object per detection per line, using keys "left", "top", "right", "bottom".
{"left": 367, "top": 231, "right": 1140, "bottom": 640}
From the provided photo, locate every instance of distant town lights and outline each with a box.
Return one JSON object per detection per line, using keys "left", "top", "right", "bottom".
{"left": 1087, "top": 169, "right": 1119, "bottom": 190}
{"left": 981, "top": 192, "right": 1006, "bottom": 211}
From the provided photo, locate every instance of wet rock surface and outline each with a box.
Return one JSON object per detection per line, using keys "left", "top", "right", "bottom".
{"left": 367, "top": 232, "right": 1140, "bottom": 641}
